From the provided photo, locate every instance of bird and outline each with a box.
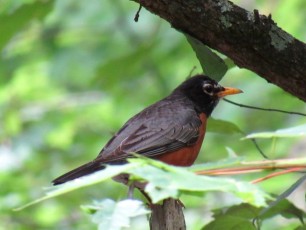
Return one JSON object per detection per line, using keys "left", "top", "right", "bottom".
{"left": 52, "top": 75, "right": 242, "bottom": 187}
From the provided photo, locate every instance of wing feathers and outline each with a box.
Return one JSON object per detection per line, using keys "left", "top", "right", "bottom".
{"left": 96, "top": 118, "right": 201, "bottom": 163}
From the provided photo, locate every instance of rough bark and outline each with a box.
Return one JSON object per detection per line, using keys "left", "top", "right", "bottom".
{"left": 135, "top": 0, "right": 306, "bottom": 102}
{"left": 149, "top": 198, "right": 186, "bottom": 230}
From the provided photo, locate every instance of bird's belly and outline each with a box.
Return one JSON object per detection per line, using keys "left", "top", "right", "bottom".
{"left": 154, "top": 113, "right": 207, "bottom": 166}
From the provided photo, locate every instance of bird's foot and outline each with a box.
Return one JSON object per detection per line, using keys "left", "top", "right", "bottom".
{"left": 127, "top": 183, "right": 135, "bottom": 199}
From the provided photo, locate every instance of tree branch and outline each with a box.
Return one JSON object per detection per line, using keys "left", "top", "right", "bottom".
{"left": 195, "top": 157, "right": 306, "bottom": 183}
{"left": 195, "top": 157, "right": 306, "bottom": 175}
{"left": 150, "top": 199, "right": 186, "bottom": 230}
{"left": 136, "top": 0, "right": 306, "bottom": 102}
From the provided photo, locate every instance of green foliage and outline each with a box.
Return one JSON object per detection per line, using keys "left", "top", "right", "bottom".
{"left": 14, "top": 163, "right": 138, "bottom": 210}
{"left": 258, "top": 174, "right": 306, "bottom": 224}
{"left": 259, "top": 198, "right": 305, "bottom": 224}
{"left": 16, "top": 157, "right": 268, "bottom": 210}
{"left": 204, "top": 201, "right": 306, "bottom": 230}
{"left": 128, "top": 158, "right": 268, "bottom": 205}
{"left": 245, "top": 124, "right": 306, "bottom": 139}
{"left": 1, "top": 0, "right": 306, "bottom": 229}
{"left": 82, "top": 199, "right": 150, "bottom": 230}
{"left": 0, "top": 0, "right": 54, "bottom": 51}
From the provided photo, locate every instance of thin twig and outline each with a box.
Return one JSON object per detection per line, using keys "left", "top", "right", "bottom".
{"left": 187, "top": 66, "right": 197, "bottom": 78}
{"left": 251, "top": 168, "right": 305, "bottom": 184}
{"left": 254, "top": 173, "right": 306, "bottom": 225}
{"left": 134, "top": 5, "right": 142, "bottom": 22}
{"left": 196, "top": 165, "right": 306, "bottom": 176}
{"left": 223, "top": 99, "right": 306, "bottom": 116}
{"left": 249, "top": 138, "right": 268, "bottom": 159}
{"left": 195, "top": 158, "right": 306, "bottom": 177}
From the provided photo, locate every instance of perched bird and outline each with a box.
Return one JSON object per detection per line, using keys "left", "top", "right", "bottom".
{"left": 53, "top": 75, "right": 242, "bottom": 186}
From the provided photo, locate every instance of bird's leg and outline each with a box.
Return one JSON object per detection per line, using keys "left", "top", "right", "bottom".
{"left": 139, "top": 188, "right": 152, "bottom": 204}
{"left": 127, "top": 182, "right": 135, "bottom": 199}
{"left": 175, "top": 199, "right": 185, "bottom": 209}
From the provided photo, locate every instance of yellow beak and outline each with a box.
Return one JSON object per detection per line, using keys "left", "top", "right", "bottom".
{"left": 216, "top": 87, "right": 243, "bottom": 98}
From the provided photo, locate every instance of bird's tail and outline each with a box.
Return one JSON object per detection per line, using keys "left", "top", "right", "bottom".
{"left": 52, "top": 161, "right": 105, "bottom": 185}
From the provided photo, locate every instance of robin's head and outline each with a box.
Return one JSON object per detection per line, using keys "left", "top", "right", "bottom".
{"left": 174, "top": 75, "right": 242, "bottom": 116}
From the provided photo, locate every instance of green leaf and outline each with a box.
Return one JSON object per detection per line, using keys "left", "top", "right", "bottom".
{"left": 16, "top": 157, "right": 268, "bottom": 210}
{"left": 206, "top": 201, "right": 306, "bottom": 229}
{"left": 205, "top": 203, "right": 259, "bottom": 229}
{"left": 82, "top": 199, "right": 150, "bottom": 230}
{"left": 128, "top": 158, "right": 268, "bottom": 206}
{"left": 202, "top": 215, "right": 257, "bottom": 230}
{"left": 260, "top": 199, "right": 306, "bottom": 224}
{"left": 223, "top": 57, "right": 236, "bottom": 69}
{"left": 0, "top": 0, "right": 54, "bottom": 51}
{"left": 14, "top": 163, "right": 140, "bottom": 211}
{"left": 207, "top": 118, "right": 243, "bottom": 135}
{"left": 186, "top": 34, "right": 228, "bottom": 81}
{"left": 244, "top": 124, "right": 306, "bottom": 139}
{"left": 258, "top": 174, "right": 306, "bottom": 224}
{"left": 216, "top": 203, "right": 260, "bottom": 219}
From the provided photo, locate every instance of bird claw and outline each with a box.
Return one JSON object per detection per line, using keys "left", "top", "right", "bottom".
{"left": 127, "top": 183, "right": 135, "bottom": 199}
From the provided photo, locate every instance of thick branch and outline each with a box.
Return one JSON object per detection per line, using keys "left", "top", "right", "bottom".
{"left": 150, "top": 198, "right": 186, "bottom": 230}
{"left": 137, "top": 0, "right": 306, "bottom": 102}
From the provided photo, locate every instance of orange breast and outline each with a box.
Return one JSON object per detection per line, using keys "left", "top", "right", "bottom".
{"left": 154, "top": 113, "right": 207, "bottom": 166}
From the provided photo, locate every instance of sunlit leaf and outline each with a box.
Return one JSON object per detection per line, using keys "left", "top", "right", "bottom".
{"left": 128, "top": 158, "right": 268, "bottom": 206}
{"left": 4, "top": 110, "right": 21, "bottom": 135}
{"left": 223, "top": 57, "right": 236, "bottom": 69}
{"left": 82, "top": 199, "right": 150, "bottom": 230}
{"left": 15, "top": 157, "right": 268, "bottom": 210}
{"left": 244, "top": 124, "right": 306, "bottom": 139}
{"left": 14, "top": 163, "right": 140, "bottom": 211}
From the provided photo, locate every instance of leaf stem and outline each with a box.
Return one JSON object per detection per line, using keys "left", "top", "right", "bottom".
{"left": 195, "top": 158, "right": 306, "bottom": 180}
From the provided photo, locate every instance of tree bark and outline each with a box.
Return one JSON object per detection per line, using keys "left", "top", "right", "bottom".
{"left": 135, "top": 0, "right": 306, "bottom": 102}
{"left": 150, "top": 198, "right": 186, "bottom": 230}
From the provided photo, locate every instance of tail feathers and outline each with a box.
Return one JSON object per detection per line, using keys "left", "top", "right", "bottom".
{"left": 52, "top": 161, "right": 105, "bottom": 185}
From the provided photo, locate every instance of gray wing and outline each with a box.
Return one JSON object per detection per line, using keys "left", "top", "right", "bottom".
{"left": 94, "top": 98, "right": 202, "bottom": 163}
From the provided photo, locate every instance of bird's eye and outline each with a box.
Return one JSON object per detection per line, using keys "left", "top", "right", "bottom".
{"left": 203, "top": 83, "right": 214, "bottom": 95}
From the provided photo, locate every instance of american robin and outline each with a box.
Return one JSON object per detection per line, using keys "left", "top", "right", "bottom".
{"left": 53, "top": 75, "right": 242, "bottom": 186}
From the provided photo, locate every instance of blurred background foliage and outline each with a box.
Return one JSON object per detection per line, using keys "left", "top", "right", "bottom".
{"left": 0, "top": 0, "right": 305, "bottom": 229}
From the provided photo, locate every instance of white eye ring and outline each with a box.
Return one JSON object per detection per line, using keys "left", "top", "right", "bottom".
{"left": 203, "top": 83, "right": 214, "bottom": 96}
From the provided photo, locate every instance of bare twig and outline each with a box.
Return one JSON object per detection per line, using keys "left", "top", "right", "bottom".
{"left": 224, "top": 99, "right": 306, "bottom": 117}
{"left": 195, "top": 158, "right": 306, "bottom": 181}
{"left": 134, "top": 5, "right": 142, "bottom": 22}
{"left": 251, "top": 168, "right": 304, "bottom": 184}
